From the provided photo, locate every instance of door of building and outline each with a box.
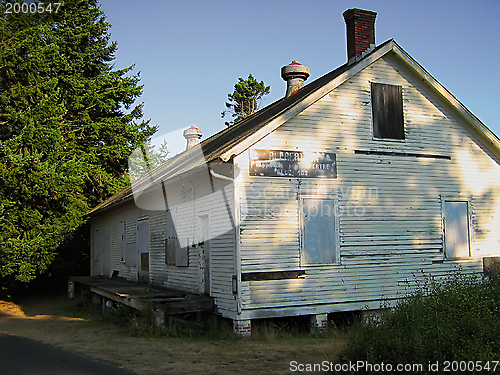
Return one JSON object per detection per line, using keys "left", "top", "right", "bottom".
{"left": 102, "top": 227, "right": 111, "bottom": 277}
{"left": 198, "top": 215, "right": 210, "bottom": 294}
{"left": 137, "top": 219, "right": 150, "bottom": 283}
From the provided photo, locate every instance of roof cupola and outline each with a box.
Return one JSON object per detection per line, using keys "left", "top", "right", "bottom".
{"left": 183, "top": 125, "right": 202, "bottom": 150}
{"left": 281, "top": 61, "right": 310, "bottom": 98}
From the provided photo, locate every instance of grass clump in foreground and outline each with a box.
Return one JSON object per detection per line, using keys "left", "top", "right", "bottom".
{"left": 342, "top": 272, "right": 500, "bottom": 372}
{"left": 99, "top": 301, "right": 237, "bottom": 341}
{"left": 97, "top": 295, "right": 346, "bottom": 343}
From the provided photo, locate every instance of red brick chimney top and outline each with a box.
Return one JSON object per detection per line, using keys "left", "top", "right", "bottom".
{"left": 343, "top": 8, "right": 377, "bottom": 64}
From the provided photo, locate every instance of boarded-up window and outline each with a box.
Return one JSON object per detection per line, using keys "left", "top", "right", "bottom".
{"left": 124, "top": 243, "right": 137, "bottom": 267}
{"left": 371, "top": 82, "right": 405, "bottom": 140}
{"left": 301, "top": 199, "right": 337, "bottom": 264}
{"left": 443, "top": 201, "right": 470, "bottom": 259}
{"left": 164, "top": 208, "right": 188, "bottom": 266}
{"left": 165, "top": 238, "right": 178, "bottom": 265}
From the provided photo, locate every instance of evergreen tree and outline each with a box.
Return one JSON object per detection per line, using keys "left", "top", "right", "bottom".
{"left": 128, "top": 138, "right": 170, "bottom": 182}
{"left": 221, "top": 74, "right": 270, "bottom": 127}
{"left": 0, "top": 0, "right": 156, "bottom": 286}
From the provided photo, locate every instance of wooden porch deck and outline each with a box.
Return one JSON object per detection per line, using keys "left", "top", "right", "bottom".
{"left": 68, "top": 276, "right": 214, "bottom": 323}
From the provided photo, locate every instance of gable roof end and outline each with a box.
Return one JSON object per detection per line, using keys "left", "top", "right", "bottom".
{"left": 87, "top": 39, "right": 500, "bottom": 216}
{"left": 218, "top": 39, "right": 500, "bottom": 161}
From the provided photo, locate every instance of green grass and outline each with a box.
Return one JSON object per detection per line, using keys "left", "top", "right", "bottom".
{"left": 341, "top": 272, "right": 500, "bottom": 373}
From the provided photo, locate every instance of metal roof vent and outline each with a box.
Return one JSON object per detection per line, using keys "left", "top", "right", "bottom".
{"left": 281, "top": 61, "right": 310, "bottom": 98}
{"left": 183, "top": 125, "right": 202, "bottom": 150}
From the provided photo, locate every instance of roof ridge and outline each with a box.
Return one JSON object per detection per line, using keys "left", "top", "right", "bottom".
{"left": 88, "top": 38, "right": 500, "bottom": 217}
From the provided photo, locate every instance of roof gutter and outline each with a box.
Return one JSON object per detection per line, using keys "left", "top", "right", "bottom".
{"left": 209, "top": 168, "right": 234, "bottom": 182}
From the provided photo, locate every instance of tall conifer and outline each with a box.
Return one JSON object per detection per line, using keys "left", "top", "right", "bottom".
{"left": 0, "top": 0, "right": 156, "bottom": 285}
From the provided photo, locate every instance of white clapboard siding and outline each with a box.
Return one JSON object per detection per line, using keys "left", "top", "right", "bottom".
{"left": 90, "top": 204, "right": 145, "bottom": 281}
{"left": 233, "top": 52, "right": 500, "bottom": 319}
{"left": 90, "top": 163, "right": 238, "bottom": 314}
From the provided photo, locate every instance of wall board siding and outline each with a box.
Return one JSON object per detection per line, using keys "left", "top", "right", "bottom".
{"left": 233, "top": 53, "right": 500, "bottom": 318}
{"left": 90, "top": 163, "right": 237, "bottom": 314}
{"left": 90, "top": 204, "right": 143, "bottom": 281}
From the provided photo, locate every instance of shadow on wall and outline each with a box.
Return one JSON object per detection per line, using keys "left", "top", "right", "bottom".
{"left": 121, "top": 50, "right": 500, "bottom": 312}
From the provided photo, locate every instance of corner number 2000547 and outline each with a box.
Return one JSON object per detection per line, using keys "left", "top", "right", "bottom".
{"left": 4, "top": 2, "right": 61, "bottom": 14}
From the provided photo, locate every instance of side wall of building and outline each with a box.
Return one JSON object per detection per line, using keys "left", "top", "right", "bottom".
{"left": 233, "top": 53, "right": 500, "bottom": 319}
{"left": 90, "top": 163, "right": 237, "bottom": 316}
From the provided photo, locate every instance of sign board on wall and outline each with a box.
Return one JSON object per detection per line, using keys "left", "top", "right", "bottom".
{"left": 249, "top": 149, "right": 337, "bottom": 178}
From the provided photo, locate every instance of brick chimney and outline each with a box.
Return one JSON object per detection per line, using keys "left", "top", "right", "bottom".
{"left": 343, "top": 8, "right": 377, "bottom": 64}
{"left": 281, "top": 61, "right": 310, "bottom": 98}
{"left": 183, "top": 125, "right": 202, "bottom": 150}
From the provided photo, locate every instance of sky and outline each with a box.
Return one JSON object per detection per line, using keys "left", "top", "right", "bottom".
{"left": 99, "top": 0, "right": 500, "bottom": 156}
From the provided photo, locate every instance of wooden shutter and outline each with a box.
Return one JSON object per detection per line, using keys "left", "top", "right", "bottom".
{"left": 371, "top": 82, "right": 405, "bottom": 140}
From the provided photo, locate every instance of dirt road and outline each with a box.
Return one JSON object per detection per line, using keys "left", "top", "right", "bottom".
{"left": 0, "top": 296, "right": 346, "bottom": 374}
{"left": 0, "top": 333, "right": 136, "bottom": 375}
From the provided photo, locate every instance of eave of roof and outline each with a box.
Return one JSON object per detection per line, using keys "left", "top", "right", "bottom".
{"left": 87, "top": 39, "right": 500, "bottom": 217}
{"left": 390, "top": 42, "right": 500, "bottom": 154}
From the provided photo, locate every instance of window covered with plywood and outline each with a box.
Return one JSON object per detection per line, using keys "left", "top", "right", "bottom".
{"left": 371, "top": 82, "right": 405, "bottom": 140}
{"left": 443, "top": 201, "right": 471, "bottom": 259}
{"left": 301, "top": 199, "right": 338, "bottom": 265}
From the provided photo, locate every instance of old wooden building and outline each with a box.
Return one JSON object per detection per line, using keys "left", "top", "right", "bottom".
{"left": 87, "top": 8, "right": 500, "bottom": 335}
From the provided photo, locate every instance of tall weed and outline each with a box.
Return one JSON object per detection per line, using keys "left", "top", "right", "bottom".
{"left": 342, "top": 272, "right": 500, "bottom": 372}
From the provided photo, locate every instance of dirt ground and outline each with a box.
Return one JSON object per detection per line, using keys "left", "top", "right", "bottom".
{"left": 0, "top": 295, "right": 347, "bottom": 374}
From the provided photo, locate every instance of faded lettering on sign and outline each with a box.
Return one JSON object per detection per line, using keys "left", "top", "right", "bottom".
{"left": 249, "top": 149, "right": 337, "bottom": 178}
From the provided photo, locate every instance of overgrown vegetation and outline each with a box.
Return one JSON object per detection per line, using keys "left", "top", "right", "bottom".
{"left": 86, "top": 294, "right": 342, "bottom": 343}
{"left": 342, "top": 272, "right": 500, "bottom": 373}
{"left": 100, "top": 304, "right": 235, "bottom": 341}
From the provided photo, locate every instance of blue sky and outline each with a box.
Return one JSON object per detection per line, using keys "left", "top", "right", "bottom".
{"left": 99, "top": 0, "right": 500, "bottom": 155}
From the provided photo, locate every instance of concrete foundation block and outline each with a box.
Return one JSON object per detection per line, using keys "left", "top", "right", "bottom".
{"left": 310, "top": 313, "right": 328, "bottom": 334}
{"left": 102, "top": 298, "right": 109, "bottom": 314}
{"left": 233, "top": 319, "right": 251, "bottom": 338}
{"left": 81, "top": 288, "right": 91, "bottom": 303}
{"left": 91, "top": 293, "right": 101, "bottom": 305}
{"left": 154, "top": 310, "right": 166, "bottom": 327}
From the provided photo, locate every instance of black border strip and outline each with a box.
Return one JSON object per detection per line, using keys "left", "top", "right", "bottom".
{"left": 241, "top": 270, "right": 305, "bottom": 281}
{"left": 355, "top": 150, "right": 451, "bottom": 160}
